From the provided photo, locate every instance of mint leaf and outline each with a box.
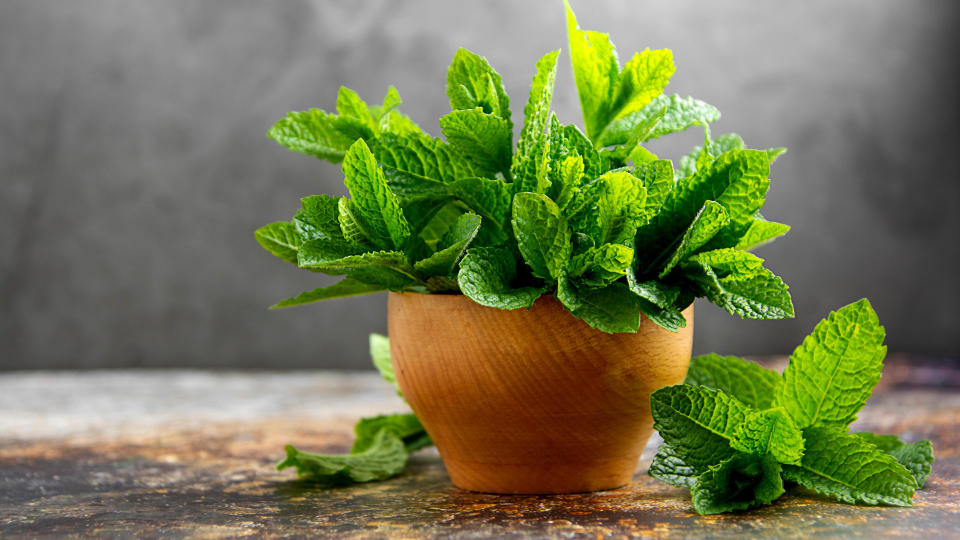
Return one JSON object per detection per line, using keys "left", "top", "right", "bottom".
{"left": 270, "top": 278, "right": 386, "bottom": 309}
{"left": 337, "top": 198, "right": 376, "bottom": 249}
{"left": 735, "top": 218, "right": 791, "bottom": 251}
{"left": 446, "top": 48, "right": 512, "bottom": 125}
{"left": 731, "top": 408, "right": 804, "bottom": 465}
{"left": 659, "top": 200, "right": 729, "bottom": 278}
{"left": 336, "top": 86, "right": 376, "bottom": 130}
{"left": 352, "top": 414, "right": 431, "bottom": 454}
{"left": 576, "top": 171, "right": 648, "bottom": 245}
{"left": 565, "top": 0, "right": 619, "bottom": 142}
{"left": 552, "top": 155, "right": 585, "bottom": 211}
{"left": 569, "top": 243, "right": 634, "bottom": 288}
{"left": 643, "top": 94, "right": 721, "bottom": 142}
{"left": 683, "top": 249, "right": 794, "bottom": 320}
{"left": 342, "top": 140, "right": 411, "bottom": 251}
{"left": 294, "top": 195, "right": 345, "bottom": 242}
{"left": 783, "top": 426, "right": 916, "bottom": 506}
{"left": 633, "top": 160, "right": 675, "bottom": 223}
{"left": 457, "top": 247, "right": 544, "bottom": 309}
{"left": 609, "top": 48, "right": 674, "bottom": 125}
{"left": 268, "top": 109, "right": 355, "bottom": 163}
{"left": 650, "top": 385, "right": 753, "bottom": 471}
{"left": 512, "top": 192, "right": 572, "bottom": 280}
{"left": 369, "top": 333, "right": 398, "bottom": 393}
{"left": 649, "top": 444, "right": 699, "bottom": 489}
{"left": 414, "top": 213, "right": 482, "bottom": 278}
{"left": 685, "top": 354, "right": 781, "bottom": 409}
{"left": 449, "top": 177, "right": 512, "bottom": 245}
{"left": 514, "top": 50, "right": 560, "bottom": 184}
{"left": 373, "top": 132, "right": 475, "bottom": 190}
{"left": 439, "top": 108, "right": 512, "bottom": 177}
{"left": 775, "top": 299, "right": 886, "bottom": 429}
{"left": 691, "top": 453, "right": 784, "bottom": 515}
{"left": 255, "top": 221, "right": 302, "bottom": 264}
{"left": 277, "top": 429, "right": 408, "bottom": 484}
{"left": 557, "top": 277, "right": 641, "bottom": 333}
{"left": 853, "top": 433, "right": 934, "bottom": 488}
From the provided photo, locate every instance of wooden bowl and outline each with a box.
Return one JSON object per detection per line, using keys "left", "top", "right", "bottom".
{"left": 388, "top": 292, "right": 693, "bottom": 494}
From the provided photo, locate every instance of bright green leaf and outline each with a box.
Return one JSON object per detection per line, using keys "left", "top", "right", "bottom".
{"left": 684, "top": 354, "right": 781, "bottom": 409}
{"left": 512, "top": 192, "right": 572, "bottom": 280}
{"left": 270, "top": 278, "right": 386, "bottom": 309}
{"left": 457, "top": 247, "right": 544, "bottom": 310}
{"left": 342, "top": 139, "right": 411, "bottom": 250}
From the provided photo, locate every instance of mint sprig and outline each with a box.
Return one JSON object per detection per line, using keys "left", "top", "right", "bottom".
{"left": 277, "top": 334, "right": 433, "bottom": 484}
{"left": 256, "top": 2, "right": 794, "bottom": 334}
{"left": 650, "top": 299, "right": 935, "bottom": 514}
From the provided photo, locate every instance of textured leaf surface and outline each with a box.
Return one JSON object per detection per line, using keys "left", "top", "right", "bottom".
{"left": 633, "top": 159, "right": 675, "bottom": 218}
{"left": 569, "top": 243, "right": 634, "bottom": 287}
{"left": 414, "top": 213, "right": 482, "bottom": 277}
{"left": 255, "top": 222, "right": 302, "bottom": 264}
{"left": 440, "top": 108, "right": 512, "bottom": 177}
{"left": 513, "top": 50, "right": 560, "bottom": 181}
{"left": 565, "top": 0, "right": 619, "bottom": 141}
{"left": 852, "top": 433, "right": 934, "bottom": 488}
{"left": 277, "top": 429, "right": 407, "bottom": 484}
{"left": 446, "top": 48, "right": 511, "bottom": 123}
{"left": 643, "top": 94, "right": 721, "bottom": 141}
{"left": 267, "top": 109, "right": 355, "bottom": 163}
{"left": 342, "top": 140, "right": 411, "bottom": 250}
{"left": 775, "top": 299, "right": 886, "bottom": 428}
{"left": 685, "top": 354, "right": 781, "bottom": 409}
{"left": 512, "top": 193, "right": 572, "bottom": 280}
{"left": 691, "top": 454, "right": 784, "bottom": 515}
{"left": 735, "top": 218, "right": 791, "bottom": 251}
{"left": 783, "top": 426, "right": 916, "bottom": 506}
{"left": 294, "top": 195, "right": 345, "bottom": 242}
{"left": 650, "top": 385, "right": 753, "bottom": 471}
{"left": 610, "top": 48, "right": 674, "bottom": 123}
{"left": 373, "top": 132, "right": 474, "bottom": 190}
{"left": 352, "top": 414, "right": 431, "bottom": 454}
{"left": 731, "top": 408, "right": 804, "bottom": 465}
{"left": 557, "top": 278, "right": 641, "bottom": 333}
{"left": 659, "top": 200, "right": 729, "bottom": 278}
{"left": 457, "top": 247, "right": 544, "bottom": 310}
{"left": 270, "top": 278, "right": 386, "bottom": 309}
{"left": 683, "top": 249, "right": 794, "bottom": 320}
{"left": 649, "top": 444, "right": 699, "bottom": 488}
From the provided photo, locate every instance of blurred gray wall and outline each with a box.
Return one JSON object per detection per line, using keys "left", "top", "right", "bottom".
{"left": 1, "top": 0, "right": 958, "bottom": 369}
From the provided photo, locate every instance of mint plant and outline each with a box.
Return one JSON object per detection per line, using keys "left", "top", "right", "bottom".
{"left": 650, "top": 299, "right": 935, "bottom": 514}
{"left": 256, "top": 2, "right": 794, "bottom": 333}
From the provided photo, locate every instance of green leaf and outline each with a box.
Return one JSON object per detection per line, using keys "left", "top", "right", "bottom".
{"left": 782, "top": 426, "right": 916, "bottom": 506}
{"left": 277, "top": 429, "right": 408, "bottom": 484}
{"left": 270, "top": 278, "right": 386, "bottom": 309}
{"left": 348, "top": 266, "right": 419, "bottom": 290}
{"left": 730, "top": 407, "right": 804, "bottom": 465}
{"left": 267, "top": 109, "right": 355, "bottom": 163}
{"left": 610, "top": 48, "right": 674, "bottom": 124}
{"left": 683, "top": 249, "right": 794, "bottom": 320}
{"left": 635, "top": 149, "right": 770, "bottom": 267}
{"left": 512, "top": 192, "right": 572, "bottom": 280}
{"left": 255, "top": 222, "right": 302, "bottom": 264}
{"left": 552, "top": 155, "right": 585, "bottom": 211}
{"left": 650, "top": 384, "right": 753, "bottom": 472}
{"left": 574, "top": 171, "right": 647, "bottom": 245}
{"left": 336, "top": 86, "right": 376, "bottom": 129}
{"left": 446, "top": 48, "right": 512, "bottom": 124}
{"left": 691, "top": 453, "right": 784, "bottom": 515}
{"left": 342, "top": 139, "right": 411, "bottom": 250}
{"left": 775, "top": 299, "right": 886, "bottom": 429}
{"left": 373, "top": 132, "right": 475, "bottom": 192}
{"left": 596, "top": 107, "right": 664, "bottom": 148}
{"left": 369, "top": 333, "right": 398, "bottom": 393}
{"left": 565, "top": 0, "right": 620, "bottom": 142}
{"left": 298, "top": 243, "right": 405, "bottom": 272}
{"left": 514, "top": 50, "right": 560, "bottom": 183}
{"left": 643, "top": 94, "right": 721, "bottom": 142}
{"left": 626, "top": 274, "right": 679, "bottom": 309}
{"left": 449, "top": 177, "right": 512, "bottom": 245}
{"left": 735, "top": 218, "right": 791, "bottom": 251}
{"left": 294, "top": 195, "right": 345, "bottom": 242}
{"left": 352, "top": 414, "right": 432, "bottom": 454}
{"left": 440, "top": 108, "right": 513, "bottom": 177}
{"left": 684, "top": 354, "right": 781, "bottom": 409}
{"left": 569, "top": 243, "right": 634, "bottom": 288}
{"left": 457, "top": 247, "right": 545, "bottom": 310}
{"left": 337, "top": 198, "right": 376, "bottom": 250}
{"left": 853, "top": 433, "right": 934, "bottom": 488}
{"left": 414, "top": 213, "right": 482, "bottom": 277}
{"left": 557, "top": 278, "right": 642, "bottom": 333}
{"left": 649, "top": 444, "right": 699, "bottom": 489}
{"left": 633, "top": 159, "right": 675, "bottom": 219}
{"left": 658, "top": 200, "right": 729, "bottom": 278}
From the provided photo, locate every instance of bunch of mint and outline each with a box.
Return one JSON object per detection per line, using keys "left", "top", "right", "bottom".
{"left": 278, "top": 335, "right": 432, "bottom": 484}
{"left": 255, "top": 1, "right": 794, "bottom": 333}
{"left": 650, "top": 299, "right": 934, "bottom": 514}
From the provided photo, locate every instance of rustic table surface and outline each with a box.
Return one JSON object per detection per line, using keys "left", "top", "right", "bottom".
{"left": 2, "top": 357, "right": 958, "bottom": 539}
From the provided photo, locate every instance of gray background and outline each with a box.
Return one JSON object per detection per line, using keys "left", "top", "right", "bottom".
{"left": 1, "top": 0, "right": 958, "bottom": 370}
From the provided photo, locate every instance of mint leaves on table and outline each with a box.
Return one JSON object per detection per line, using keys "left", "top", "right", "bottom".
{"left": 256, "top": 2, "right": 794, "bottom": 334}
{"left": 650, "top": 299, "right": 935, "bottom": 514}
{"left": 277, "top": 334, "right": 433, "bottom": 484}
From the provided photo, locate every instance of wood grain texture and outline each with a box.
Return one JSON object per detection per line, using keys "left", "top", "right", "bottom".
{"left": 388, "top": 292, "right": 693, "bottom": 494}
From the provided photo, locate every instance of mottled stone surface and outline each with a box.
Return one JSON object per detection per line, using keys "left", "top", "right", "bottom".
{"left": 1, "top": 362, "right": 959, "bottom": 538}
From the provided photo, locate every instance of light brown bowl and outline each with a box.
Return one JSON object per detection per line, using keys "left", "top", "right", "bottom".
{"left": 388, "top": 292, "right": 693, "bottom": 494}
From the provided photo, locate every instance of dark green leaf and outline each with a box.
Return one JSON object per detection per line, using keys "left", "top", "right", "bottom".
{"left": 414, "top": 213, "right": 482, "bottom": 277}
{"left": 270, "top": 278, "right": 386, "bottom": 309}
{"left": 691, "top": 453, "right": 784, "bottom": 515}
{"left": 457, "top": 247, "right": 545, "bottom": 310}
{"left": 557, "top": 278, "right": 642, "bottom": 333}
{"left": 649, "top": 444, "right": 699, "bottom": 488}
